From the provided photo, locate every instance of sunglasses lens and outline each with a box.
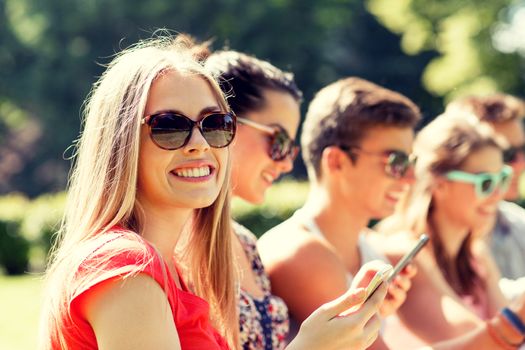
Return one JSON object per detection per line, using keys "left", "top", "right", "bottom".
{"left": 480, "top": 178, "right": 494, "bottom": 196}
{"left": 270, "top": 129, "right": 295, "bottom": 161}
{"left": 387, "top": 152, "right": 410, "bottom": 178}
{"left": 503, "top": 148, "right": 518, "bottom": 163}
{"left": 150, "top": 113, "right": 192, "bottom": 150}
{"left": 201, "top": 112, "right": 236, "bottom": 148}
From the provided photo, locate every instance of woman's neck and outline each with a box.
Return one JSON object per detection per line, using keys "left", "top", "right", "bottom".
{"left": 139, "top": 202, "right": 193, "bottom": 261}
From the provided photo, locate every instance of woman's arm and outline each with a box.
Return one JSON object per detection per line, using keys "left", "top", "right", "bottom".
{"left": 429, "top": 296, "right": 525, "bottom": 349}
{"left": 396, "top": 248, "right": 484, "bottom": 343}
{"left": 83, "top": 273, "right": 181, "bottom": 350}
{"left": 471, "top": 236, "right": 509, "bottom": 314}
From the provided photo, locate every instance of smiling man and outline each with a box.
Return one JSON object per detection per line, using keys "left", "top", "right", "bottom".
{"left": 258, "top": 77, "right": 421, "bottom": 349}
{"left": 447, "top": 94, "right": 525, "bottom": 282}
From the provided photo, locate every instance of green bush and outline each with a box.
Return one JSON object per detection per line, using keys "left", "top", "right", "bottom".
{"left": 0, "top": 194, "right": 30, "bottom": 275}
{"left": 0, "top": 221, "right": 30, "bottom": 275}
{"left": 0, "top": 192, "right": 65, "bottom": 274}
{"left": 232, "top": 180, "right": 309, "bottom": 237}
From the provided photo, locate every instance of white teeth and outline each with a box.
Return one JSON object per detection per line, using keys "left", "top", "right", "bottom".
{"left": 175, "top": 166, "right": 211, "bottom": 178}
{"left": 262, "top": 173, "right": 274, "bottom": 183}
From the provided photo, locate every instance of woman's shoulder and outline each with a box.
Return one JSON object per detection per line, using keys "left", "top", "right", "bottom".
{"left": 232, "top": 221, "right": 258, "bottom": 244}
{"left": 70, "top": 226, "right": 170, "bottom": 291}
{"left": 80, "top": 227, "right": 156, "bottom": 267}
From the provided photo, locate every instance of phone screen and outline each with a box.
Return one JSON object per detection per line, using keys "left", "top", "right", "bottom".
{"left": 387, "top": 233, "right": 429, "bottom": 283}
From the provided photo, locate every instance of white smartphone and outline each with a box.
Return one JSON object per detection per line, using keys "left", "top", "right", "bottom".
{"left": 364, "top": 264, "right": 393, "bottom": 302}
{"left": 387, "top": 233, "right": 429, "bottom": 283}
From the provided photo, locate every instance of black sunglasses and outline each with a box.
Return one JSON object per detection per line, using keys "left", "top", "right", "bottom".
{"left": 340, "top": 146, "right": 416, "bottom": 179}
{"left": 237, "top": 117, "right": 299, "bottom": 161}
{"left": 141, "top": 111, "right": 236, "bottom": 150}
{"left": 503, "top": 144, "right": 525, "bottom": 163}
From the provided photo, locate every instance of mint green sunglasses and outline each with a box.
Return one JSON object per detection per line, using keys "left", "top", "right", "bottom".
{"left": 445, "top": 165, "right": 513, "bottom": 198}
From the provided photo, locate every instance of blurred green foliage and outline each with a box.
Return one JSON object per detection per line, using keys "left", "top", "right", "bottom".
{"left": 0, "top": 192, "right": 64, "bottom": 274}
{"left": 367, "top": 0, "right": 525, "bottom": 102}
{"left": 0, "top": 0, "right": 443, "bottom": 196}
{"left": 232, "top": 180, "right": 309, "bottom": 236}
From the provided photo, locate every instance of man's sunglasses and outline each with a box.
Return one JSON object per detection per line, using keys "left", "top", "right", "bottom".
{"left": 445, "top": 165, "right": 513, "bottom": 199}
{"left": 503, "top": 144, "right": 525, "bottom": 163}
{"left": 341, "top": 146, "right": 416, "bottom": 179}
{"left": 237, "top": 117, "right": 299, "bottom": 161}
{"left": 141, "top": 111, "right": 236, "bottom": 150}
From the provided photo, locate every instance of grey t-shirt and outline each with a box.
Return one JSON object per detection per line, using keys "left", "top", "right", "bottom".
{"left": 490, "top": 201, "right": 525, "bottom": 280}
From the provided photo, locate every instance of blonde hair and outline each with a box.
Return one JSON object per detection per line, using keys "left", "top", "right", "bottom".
{"left": 39, "top": 35, "right": 238, "bottom": 349}
{"left": 379, "top": 113, "right": 505, "bottom": 295}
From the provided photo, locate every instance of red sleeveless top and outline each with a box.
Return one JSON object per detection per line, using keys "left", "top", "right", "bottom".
{"left": 49, "top": 229, "right": 230, "bottom": 349}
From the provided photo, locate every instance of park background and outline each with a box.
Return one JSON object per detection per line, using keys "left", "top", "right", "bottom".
{"left": 1, "top": 0, "right": 525, "bottom": 348}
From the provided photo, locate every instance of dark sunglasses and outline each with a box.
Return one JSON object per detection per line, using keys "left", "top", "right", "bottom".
{"left": 340, "top": 146, "right": 416, "bottom": 179}
{"left": 237, "top": 117, "right": 299, "bottom": 161}
{"left": 141, "top": 111, "right": 236, "bottom": 150}
{"left": 503, "top": 144, "right": 525, "bottom": 163}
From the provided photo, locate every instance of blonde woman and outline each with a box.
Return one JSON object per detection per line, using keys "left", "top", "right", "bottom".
{"left": 376, "top": 114, "right": 525, "bottom": 348}
{"left": 38, "top": 34, "right": 389, "bottom": 350}
{"left": 38, "top": 35, "right": 238, "bottom": 349}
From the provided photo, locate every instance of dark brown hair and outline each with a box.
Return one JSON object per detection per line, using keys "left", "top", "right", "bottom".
{"left": 204, "top": 50, "right": 302, "bottom": 117}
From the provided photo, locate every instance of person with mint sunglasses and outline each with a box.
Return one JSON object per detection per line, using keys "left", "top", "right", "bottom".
{"left": 376, "top": 114, "right": 525, "bottom": 348}
{"left": 446, "top": 95, "right": 525, "bottom": 296}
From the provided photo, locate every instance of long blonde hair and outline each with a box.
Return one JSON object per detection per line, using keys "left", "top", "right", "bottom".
{"left": 380, "top": 113, "right": 505, "bottom": 295}
{"left": 39, "top": 35, "right": 238, "bottom": 348}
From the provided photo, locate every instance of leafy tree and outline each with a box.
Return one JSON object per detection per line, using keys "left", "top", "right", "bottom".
{"left": 367, "top": 0, "right": 525, "bottom": 102}
{"left": 0, "top": 0, "right": 440, "bottom": 195}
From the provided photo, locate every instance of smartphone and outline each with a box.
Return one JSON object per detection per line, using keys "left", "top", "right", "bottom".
{"left": 336, "top": 264, "right": 392, "bottom": 318}
{"left": 387, "top": 233, "right": 429, "bottom": 283}
{"left": 364, "top": 264, "right": 393, "bottom": 302}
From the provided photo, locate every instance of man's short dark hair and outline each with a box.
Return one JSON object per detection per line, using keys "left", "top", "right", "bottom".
{"left": 301, "top": 77, "right": 421, "bottom": 179}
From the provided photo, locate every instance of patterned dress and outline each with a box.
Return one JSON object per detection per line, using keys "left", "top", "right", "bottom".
{"left": 234, "top": 222, "right": 289, "bottom": 350}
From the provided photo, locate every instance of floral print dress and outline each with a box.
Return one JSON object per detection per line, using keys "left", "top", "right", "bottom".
{"left": 234, "top": 222, "right": 289, "bottom": 350}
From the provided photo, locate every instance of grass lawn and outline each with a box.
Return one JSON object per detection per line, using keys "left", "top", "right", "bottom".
{"left": 0, "top": 274, "right": 43, "bottom": 350}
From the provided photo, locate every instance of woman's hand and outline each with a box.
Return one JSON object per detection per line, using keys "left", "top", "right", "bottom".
{"left": 509, "top": 292, "right": 525, "bottom": 322}
{"left": 379, "top": 264, "right": 416, "bottom": 317}
{"left": 286, "top": 261, "right": 390, "bottom": 350}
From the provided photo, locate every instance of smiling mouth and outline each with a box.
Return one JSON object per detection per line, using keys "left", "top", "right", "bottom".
{"left": 478, "top": 206, "right": 496, "bottom": 215}
{"left": 262, "top": 172, "right": 275, "bottom": 184}
{"left": 173, "top": 166, "right": 212, "bottom": 178}
{"left": 386, "top": 192, "right": 402, "bottom": 201}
